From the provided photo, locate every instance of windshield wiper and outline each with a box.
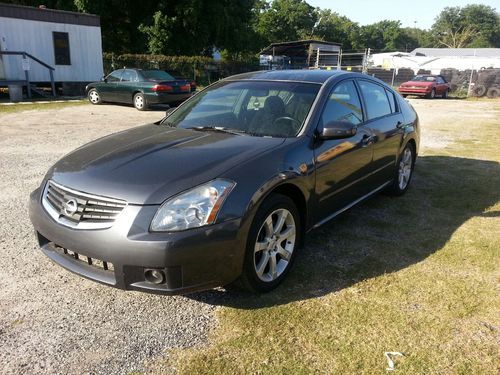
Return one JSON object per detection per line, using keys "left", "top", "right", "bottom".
{"left": 187, "top": 126, "right": 248, "bottom": 136}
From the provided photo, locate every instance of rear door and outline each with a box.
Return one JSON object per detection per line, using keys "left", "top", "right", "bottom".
{"left": 356, "top": 79, "right": 404, "bottom": 185}
{"left": 313, "top": 79, "right": 375, "bottom": 222}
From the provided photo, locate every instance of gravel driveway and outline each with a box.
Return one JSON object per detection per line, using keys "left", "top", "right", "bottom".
{"left": 0, "top": 104, "right": 217, "bottom": 374}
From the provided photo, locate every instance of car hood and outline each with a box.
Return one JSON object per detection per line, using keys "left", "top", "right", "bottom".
{"left": 48, "top": 124, "right": 285, "bottom": 204}
{"left": 402, "top": 81, "right": 434, "bottom": 87}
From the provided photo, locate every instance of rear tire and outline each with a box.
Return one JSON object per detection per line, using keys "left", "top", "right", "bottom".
{"left": 133, "top": 93, "right": 148, "bottom": 111}
{"left": 442, "top": 89, "right": 449, "bottom": 99}
{"left": 87, "top": 89, "right": 101, "bottom": 105}
{"left": 238, "top": 194, "right": 301, "bottom": 293}
{"left": 386, "top": 143, "right": 415, "bottom": 196}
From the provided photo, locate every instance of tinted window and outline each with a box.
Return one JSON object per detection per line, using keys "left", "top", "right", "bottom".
{"left": 107, "top": 70, "right": 122, "bottom": 82}
{"left": 121, "top": 69, "right": 137, "bottom": 82}
{"left": 141, "top": 70, "right": 175, "bottom": 81}
{"left": 320, "top": 80, "right": 363, "bottom": 126}
{"left": 53, "top": 32, "right": 70, "bottom": 65}
{"left": 166, "top": 81, "right": 320, "bottom": 137}
{"left": 385, "top": 89, "right": 397, "bottom": 113}
{"left": 358, "top": 81, "right": 392, "bottom": 120}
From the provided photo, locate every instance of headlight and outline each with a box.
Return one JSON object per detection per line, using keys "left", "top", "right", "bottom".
{"left": 150, "top": 179, "right": 235, "bottom": 232}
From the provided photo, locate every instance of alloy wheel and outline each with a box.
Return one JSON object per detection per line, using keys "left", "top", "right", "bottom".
{"left": 398, "top": 147, "right": 413, "bottom": 190}
{"left": 253, "top": 208, "right": 296, "bottom": 283}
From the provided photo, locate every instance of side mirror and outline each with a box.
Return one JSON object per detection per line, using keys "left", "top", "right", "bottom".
{"left": 101, "top": 76, "right": 107, "bottom": 83}
{"left": 320, "top": 121, "right": 357, "bottom": 140}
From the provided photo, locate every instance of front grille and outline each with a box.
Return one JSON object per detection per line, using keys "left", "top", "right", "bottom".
{"left": 42, "top": 180, "right": 127, "bottom": 229}
{"left": 54, "top": 244, "right": 114, "bottom": 272}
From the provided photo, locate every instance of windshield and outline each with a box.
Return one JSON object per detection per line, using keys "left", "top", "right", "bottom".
{"left": 164, "top": 80, "right": 320, "bottom": 137}
{"left": 141, "top": 70, "right": 175, "bottom": 81}
{"left": 412, "top": 75, "right": 436, "bottom": 82}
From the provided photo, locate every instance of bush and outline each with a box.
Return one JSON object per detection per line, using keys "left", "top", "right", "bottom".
{"left": 102, "top": 53, "right": 259, "bottom": 85}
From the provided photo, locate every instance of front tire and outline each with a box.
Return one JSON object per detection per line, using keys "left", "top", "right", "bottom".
{"left": 87, "top": 89, "right": 101, "bottom": 105}
{"left": 386, "top": 143, "right": 415, "bottom": 196}
{"left": 239, "top": 194, "right": 301, "bottom": 293}
{"left": 133, "top": 93, "right": 148, "bottom": 111}
{"left": 427, "top": 88, "right": 436, "bottom": 99}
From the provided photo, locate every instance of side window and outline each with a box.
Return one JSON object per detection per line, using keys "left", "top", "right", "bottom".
{"left": 358, "top": 80, "right": 392, "bottom": 120}
{"left": 385, "top": 89, "right": 397, "bottom": 113}
{"left": 121, "top": 70, "right": 137, "bottom": 82}
{"left": 107, "top": 70, "right": 122, "bottom": 82}
{"left": 320, "top": 80, "right": 363, "bottom": 126}
{"left": 437, "top": 77, "right": 445, "bottom": 84}
{"left": 53, "top": 32, "right": 71, "bottom": 65}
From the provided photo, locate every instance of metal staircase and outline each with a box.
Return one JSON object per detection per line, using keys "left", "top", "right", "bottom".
{"left": 0, "top": 51, "right": 56, "bottom": 99}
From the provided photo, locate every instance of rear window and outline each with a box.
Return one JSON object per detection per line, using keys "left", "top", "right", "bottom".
{"left": 385, "top": 89, "right": 397, "bottom": 113}
{"left": 358, "top": 80, "right": 392, "bottom": 120}
{"left": 141, "top": 70, "right": 175, "bottom": 81}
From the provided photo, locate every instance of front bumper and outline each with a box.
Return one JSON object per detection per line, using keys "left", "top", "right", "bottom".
{"left": 398, "top": 88, "right": 431, "bottom": 96}
{"left": 29, "top": 188, "right": 246, "bottom": 295}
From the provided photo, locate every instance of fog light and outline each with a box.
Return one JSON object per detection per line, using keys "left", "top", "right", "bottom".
{"left": 144, "top": 269, "right": 165, "bottom": 284}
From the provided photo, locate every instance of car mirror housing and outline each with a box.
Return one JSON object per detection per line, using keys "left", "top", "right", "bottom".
{"left": 101, "top": 76, "right": 107, "bottom": 83}
{"left": 320, "top": 121, "right": 357, "bottom": 140}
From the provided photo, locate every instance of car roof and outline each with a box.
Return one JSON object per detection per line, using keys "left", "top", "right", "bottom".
{"left": 225, "top": 69, "right": 350, "bottom": 84}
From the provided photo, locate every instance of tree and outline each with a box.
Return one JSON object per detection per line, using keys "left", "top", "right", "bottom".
{"left": 311, "top": 9, "right": 359, "bottom": 50}
{"left": 431, "top": 5, "right": 500, "bottom": 48}
{"left": 74, "top": 0, "right": 159, "bottom": 54}
{"left": 355, "top": 20, "right": 406, "bottom": 51}
{"left": 139, "top": 0, "right": 256, "bottom": 56}
{"left": 254, "top": 0, "right": 317, "bottom": 44}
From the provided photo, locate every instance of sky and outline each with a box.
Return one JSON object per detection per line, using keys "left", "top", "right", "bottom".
{"left": 308, "top": 0, "right": 499, "bottom": 29}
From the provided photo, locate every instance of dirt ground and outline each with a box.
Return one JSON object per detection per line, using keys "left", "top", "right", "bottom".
{"left": 0, "top": 99, "right": 497, "bottom": 374}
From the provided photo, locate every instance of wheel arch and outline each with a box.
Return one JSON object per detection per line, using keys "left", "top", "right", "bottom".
{"left": 251, "top": 181, "right": 309, "bottom": 246}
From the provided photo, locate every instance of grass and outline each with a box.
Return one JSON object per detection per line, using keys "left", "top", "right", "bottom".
{"left": 0, "top": 99, "right": 88, "bottom": 114}
{"left": 153, "top": 103, "right": 500, "bottom": 374}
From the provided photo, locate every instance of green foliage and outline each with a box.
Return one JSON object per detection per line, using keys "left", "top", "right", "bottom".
{"left": 312, "top": 9, "right": 359, "bottom": 50}
{"left": 431, "top": 5, "right": 500, "bottom": 48}
{"left": 254, "top": 0, "right": 317, "bottom": 44}
{"left": 138, "top": 0, "right": 256, "bottom": 55}
{"left": 102, "top": 53, "right": 259, "bottom": 85}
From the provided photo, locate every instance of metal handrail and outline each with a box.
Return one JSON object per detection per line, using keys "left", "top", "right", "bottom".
{"left": 0, "top": 50, "right": 56, "bottom": 98}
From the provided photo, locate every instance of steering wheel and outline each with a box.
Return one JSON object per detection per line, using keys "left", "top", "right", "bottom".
{"left": 273, "top": 116, "right": 300, "bottom": 128}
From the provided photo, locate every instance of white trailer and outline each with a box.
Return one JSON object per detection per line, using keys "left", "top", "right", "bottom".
{"left": 0, "top": 3, "right": 103, "bottom": 98}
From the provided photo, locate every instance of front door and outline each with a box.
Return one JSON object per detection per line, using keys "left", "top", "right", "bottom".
{"left": 313, "top": 79, "right": 375, "bottom": 223}
{"left": 99, "top": 69, "right": 123, "bottom": 102}
{"left": 115, "top": 69, "right": 139, "bottom": 103}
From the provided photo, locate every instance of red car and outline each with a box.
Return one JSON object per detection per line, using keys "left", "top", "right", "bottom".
{"left": 398, "top": 75, "right": 450, "bottom": 99}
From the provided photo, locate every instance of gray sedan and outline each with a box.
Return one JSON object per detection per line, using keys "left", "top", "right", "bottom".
{"left": 29, "top": 70, "right": 420, "bottom": 294}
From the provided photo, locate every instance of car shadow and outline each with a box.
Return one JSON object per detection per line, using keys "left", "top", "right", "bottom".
{"left": 187, "top": 155, "right": 500, "bottom": 308}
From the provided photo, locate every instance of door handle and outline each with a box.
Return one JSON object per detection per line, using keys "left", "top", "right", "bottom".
{"left": 396, "top": 121, "right": 404, "bottom": 129}
{"left": 361, "top": 134, "right": 374, "bottom": 146}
